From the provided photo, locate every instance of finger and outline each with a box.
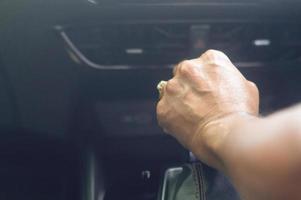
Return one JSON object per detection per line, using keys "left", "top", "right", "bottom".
{"left": 173, "top": 60, "right": 190, "bottom": 76}
{"left": 156, "top": 98, "right": 170, "bottom": 132}
{"left": 200, "top": 49, "right": 246, "bottom": 79}
{"left": 165, "top": 78, "right": 183, "bottom": 95}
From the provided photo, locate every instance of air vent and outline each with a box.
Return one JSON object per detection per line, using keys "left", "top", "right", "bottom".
{"left": 65, "top": 24, "right": 190, "bottom": 65}
{"left": 209, "top": 24, "right": 301, "bottom": 63}
{"left": 64, "top": 23, "right": 301, "bottom": 67}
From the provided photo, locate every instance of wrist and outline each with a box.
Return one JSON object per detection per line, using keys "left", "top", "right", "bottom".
{"left": 190, "top": 112, "right": 258, "bottom": 170}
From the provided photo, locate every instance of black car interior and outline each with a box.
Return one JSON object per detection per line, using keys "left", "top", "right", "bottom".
{"left": 0, "top": 0, "right": 301, "bottom": 199}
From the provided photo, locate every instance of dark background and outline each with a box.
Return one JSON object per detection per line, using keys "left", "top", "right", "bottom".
{"left": 0, "top": 0, "right": 300, "bottom": 199}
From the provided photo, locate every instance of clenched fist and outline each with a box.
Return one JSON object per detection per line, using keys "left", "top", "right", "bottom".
{"left": 156, "top": 50, "right": 259, "bottom": 167}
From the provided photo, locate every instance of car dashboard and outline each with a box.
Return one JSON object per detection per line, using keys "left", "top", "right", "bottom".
{"left": 0, "top": 0, "right": 300, "bottom": 200}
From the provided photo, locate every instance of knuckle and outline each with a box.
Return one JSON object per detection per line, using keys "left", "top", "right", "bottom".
{"left": 202, "top": 49, "right": 229, "bottom": 63}
{"left": 205, "top": 49, "right": 219, "bottom": 55}
{"left": 206, "top": 62, "right": 220, "bottom": 68}
{"left": 178, "top": 60, "right": 191, "bottom": 69}
{"left": 248, "top": 81, "right": 258, "bottom": 90}
{"left": 180, "top": 59, "right": 191, "bottom": 65}
{"left": 204, "top": 49, "right": 224, "bottom": 57}
{"left": 247, "top": 81, "right": 259, "bottom": 99}
{"left": 203, "top": 49, "right": 219, "bottom": 58}
{"left": 178, "top": 60, "right": 196, "bottom": 77}
{"left": 166, "top": 79, "right": 181, "bottom": 94}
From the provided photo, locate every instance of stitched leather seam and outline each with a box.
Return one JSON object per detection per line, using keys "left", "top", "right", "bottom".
{"left": 196, "top": 163, "right": 206, "bottom": 200}
{"left": 192, "top": 164, "right": 201, "bottom": 200}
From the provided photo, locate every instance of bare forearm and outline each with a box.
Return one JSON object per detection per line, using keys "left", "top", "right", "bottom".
{"left": 192, "top": 105, "right": 301, "bottom": 199}
{"left": 156, "top": 50, "right": 301, "bottom": 199}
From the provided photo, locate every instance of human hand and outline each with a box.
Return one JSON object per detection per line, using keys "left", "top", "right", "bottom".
{"left": 156, "top": 50, "right": 259, "bottom": 162}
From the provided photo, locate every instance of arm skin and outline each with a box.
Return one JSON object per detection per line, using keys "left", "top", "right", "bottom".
{"left": 199, "top": 106, "right": 301, "bottom": 200}
{"left": 156, "top": 50, "right": 301, "bottom": 200}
